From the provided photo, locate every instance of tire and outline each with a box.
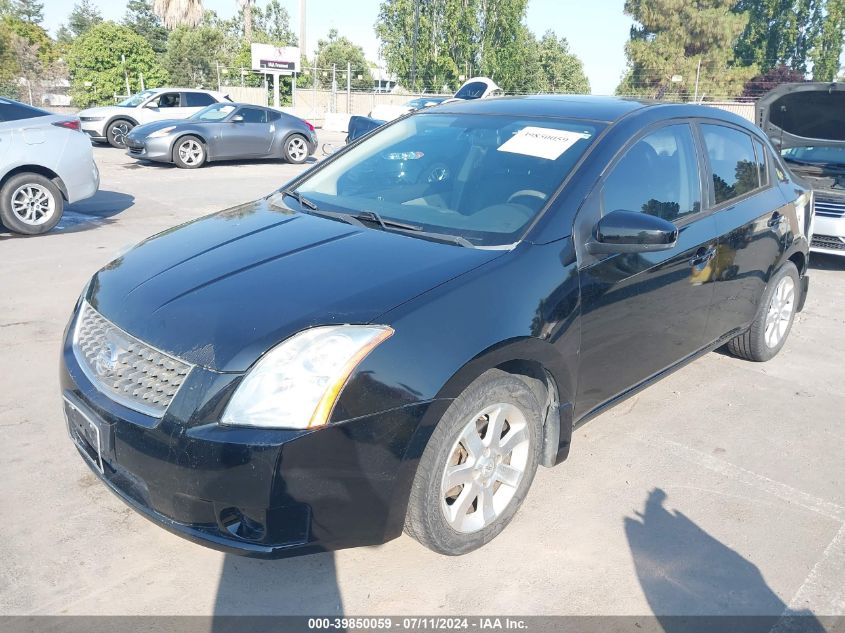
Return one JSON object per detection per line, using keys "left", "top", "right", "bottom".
{"left": 284, "top": 134, "right": 309, "bottom": 164}
{"left": 106, "top": 119, "right": 134, "bottom": 149}
{"left": 0, "top": 172, "right": 64, "bottom": 235}
{"left": 172, "top": 136, "right": 206, "bottom": 169}
{"left": 404, "top": 370, "right": 543, "bottom": 555}
{"left": 727, "top": 261, "right": 800, "bottom": 362}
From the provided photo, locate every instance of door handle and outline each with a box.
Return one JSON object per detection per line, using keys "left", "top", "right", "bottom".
{"left": 767, "top": 212, "right": 786, "bottom": 228}
{"left": 690, "top": 246, "right": 717, "bottom": 267}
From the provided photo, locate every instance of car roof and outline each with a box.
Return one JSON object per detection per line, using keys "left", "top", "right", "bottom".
{"left": 430, "top": 94, "right": 757, "bottom": 129}
{"left": 148, "top": 87, "right": 226, "bottom": 95}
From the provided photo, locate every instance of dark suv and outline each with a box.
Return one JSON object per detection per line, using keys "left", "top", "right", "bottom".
{"left": 61, "top": 96, "right": 810, "bottom": 558}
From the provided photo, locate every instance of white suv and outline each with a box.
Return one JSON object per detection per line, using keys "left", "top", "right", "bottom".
{"left": 78, "top": 88, "right": 231, "bottom": 149}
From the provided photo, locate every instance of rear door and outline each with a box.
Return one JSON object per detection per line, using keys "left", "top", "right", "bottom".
{"left": 697, "top": 123, "right": 790, "bottom": 341}
{"left": 220, "top": 107, "right": 273, "bottom": 157}
{"left": 575, "top": 122, "right": 721, "bottom": 417}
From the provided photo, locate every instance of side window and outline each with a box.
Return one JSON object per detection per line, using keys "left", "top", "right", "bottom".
{"left": 603, "top": 124, "right": 701, "bottom": 222}
{"left": 267, "top": 110, "right": 282, "bottom": 122}
{"left": 184, "top": 92, "right": 215, "bottom": 107}
{"left": 0, "top": 99, "right": 48, "bottom": 122}
{"left": 701, "top": 124, "right": 761, "bottom": 204}
{"left": 752, "top": 138, "right": 769, "bottom": 187}
{"left": 239, "top": 107, "right": 267, "bottom": 123}
{"left": 156, "top": 93, "right": 181, "bottom": 108}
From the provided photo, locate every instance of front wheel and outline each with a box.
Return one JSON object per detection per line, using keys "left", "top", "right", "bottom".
{"left": 404, "top": 370, "right": 542, "bottom": 555}
{"left": 106, "top": 119, "right": 134, "bottom": 149}
{"left": 284, "top": 134, "right": 309, "bottom": 164}
{"left": 0, "top": 173, "right": 64, "bottom": 235}
{"left": 173, "top": 136, "right": 206, "bottom": 169}
{"left": 727, "top": 261, "right": 800, "bottom": 362}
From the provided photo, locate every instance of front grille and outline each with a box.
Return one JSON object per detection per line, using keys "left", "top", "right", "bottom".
{"left": 811, "top": 234, "right": 845, "bottom": 251}
{"left": 72, "top": 302, "right": 193, "bottom": 417}
{"left": 814, "top": 196, "right": 845, "bottom": 218}
{"left": 128, "top": 146, "right": 143, "bottom": 155}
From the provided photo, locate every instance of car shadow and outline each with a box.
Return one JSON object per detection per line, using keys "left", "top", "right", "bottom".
{"left": 126, "top": 156, "right": 318, "bottom": 171}
{"left": 0, "top": 190, "right": 135, "bottom": 238}
{"left": 808, "top": 252, "right": 845, "bottom": 271}
{"left": 625, "top": 488, "right": 825, "bottom": 633}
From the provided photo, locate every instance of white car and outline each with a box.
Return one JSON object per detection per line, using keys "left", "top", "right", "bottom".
{"left": 0, "top": 97, "right": 99, "bottom": 235}
{"left": 78, "top": 88, "right": 231, "bottom": 149}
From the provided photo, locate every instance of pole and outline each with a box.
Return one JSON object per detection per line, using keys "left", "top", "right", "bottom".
{"left": 216, "top": 61, "right": 221, "bottom": 92}
{"left": 312, "top": 62, "right": 317, "bottom": 119}
{"left": 299, "top": 0, "right": 307, "bottom": 58}
{"left": 122, "top": 54, "right": 130, "bottom": 96}
{"left": 411, "top": 0, "right": 420, "bottom": 91}
{"left": 292, "top": 72, "right": 297, "bottom": 109}
{"left": 139, "top": 73, "right": 145, "bottom": 91}
{"left": 694, "top": 58, "right": 701, "bottom": 102}
{"left": 331, "top": 64, "right": 337, "bottom": 113}
{"left": 346, "top": 61, "right": 351, "bottom": 113}
{"left": 273, "top": 73, "right": 280, "bottom": 108}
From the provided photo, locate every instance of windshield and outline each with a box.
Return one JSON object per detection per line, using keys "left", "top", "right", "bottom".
{"left": 294, "top": 113, "right": 602, "bottom": 247}
{"left": 455, "top": 82, "right": 489, "bottom": 100}
{"left": 190, "top": 103, "right": 237, "bottom": 121}
{"left": 782, "top": 146, "right": 845, "bottom": 169}
{"left": 118, "top": 90, "right": 157, "bottom": 107}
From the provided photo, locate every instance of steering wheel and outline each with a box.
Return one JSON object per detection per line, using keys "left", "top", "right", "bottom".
{"left": 507, "top": 189, "right": 547, "bottom": 206}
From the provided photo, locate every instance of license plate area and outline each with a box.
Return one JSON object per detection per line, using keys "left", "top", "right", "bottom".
{"left": 64, "top": 396, "right": 110, "bottom": 474}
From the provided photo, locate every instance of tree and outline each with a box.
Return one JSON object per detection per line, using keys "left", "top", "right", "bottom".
{"left": 164, "top": 25, "right": 223, "bottom": 87}
{"left": 0, "top": 20, "right": 18, "bottom": 97}
{"left": 59, "top": 0, "right": 103, "bottom": 41}
{"left": 617, "top": 0, "right": 756, "bottom": 101}
{"left": 67, "top": 22, "right": 167, "bottom": 107}
{"left": 153, "top": 0, "right": 203, "bottom": 29}
{"left": 258, "top": 0, "right": 295, "bottom": 44}
{"left": 741, "top": 63, "right": 805, "bottom": 99}
{"left": 124, "top": 0, "right": 168, "bottom": 54}
{"left": 238, "top": 0, "right": 254, "bottom": 41}
{"left": 810, "top": 0, "right": 845, "bottom": 80}
{"left": 477, "top": 0, "right": 533, "bottom": 92}
{"left": 11, "top": 0, "right": 42, "bottom": 24}
{"left": 2, "top": 15, "right": 56, "bottom": 63}
{"left": 534, "top": 30, "right": 590, "bottom": 94}
{"left": 315, "top": 28, "right": 373, "bottom": 90}
{"left": 734, "top": 0, "right": 823, "bottom": 73}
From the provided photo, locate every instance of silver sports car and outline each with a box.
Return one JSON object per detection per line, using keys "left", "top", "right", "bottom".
{"left": 124, "top": 103, "right": 318, "bottom": 168}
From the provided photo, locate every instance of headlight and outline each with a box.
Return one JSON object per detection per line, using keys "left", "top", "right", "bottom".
{"left": 148, "top": 126, "right": 176, "bottom": 138}
{"left": 221, "top": 325, "right": 394, "bottom": 429}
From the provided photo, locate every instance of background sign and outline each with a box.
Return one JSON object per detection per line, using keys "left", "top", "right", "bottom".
{"left": 250, "top": 44, "right": 301, "bottom": 73}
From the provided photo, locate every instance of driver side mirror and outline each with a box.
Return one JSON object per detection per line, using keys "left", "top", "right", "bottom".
{"left": 586, "top": 210, "right": 678, "bottom": 254}
{"left": 231, "top": 114, "right": 244, "bottom": 123}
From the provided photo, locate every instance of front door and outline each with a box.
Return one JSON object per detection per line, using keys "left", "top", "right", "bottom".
{"left": 575, "top": 123, "right": 720, "bottom": 418}
{"left": 220, "top": 107, "right": 273, "bottom": 157}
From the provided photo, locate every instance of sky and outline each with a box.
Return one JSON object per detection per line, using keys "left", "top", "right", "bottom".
{"left": 41, "top": 0, "right": 633, "bottom": 95}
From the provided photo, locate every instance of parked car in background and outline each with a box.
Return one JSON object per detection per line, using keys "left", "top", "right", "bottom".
{"left": 77, "top": 88, "right": 231, "bottom": 149}
{"left": 447, "top": 77, "right": 504, "bottom": 102}
{"left": 61, "top": 96, "right": 809, "bottom": 559}
{"left": 124, "top": 103, "right": 317, "bottom": 169}
{"left": 0, "top": 98, "right": 98, "bottom": 235}
{"left": 369, "top": 95, "right": 449, "bottom": 123}
{"left": 757, "top": 81, "right": 844, "bottom": 256}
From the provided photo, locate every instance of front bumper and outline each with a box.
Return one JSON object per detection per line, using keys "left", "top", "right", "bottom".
{"left": 125, "top": 136, "right": 174, "bottom": 163}
{"left": 80, "top": 119, "right": 107, "bottom": 141}
{"left": 61, "top": 328, "right": 433, "bottom": 558}
{"left": 810, "top": 204, "right": 845, "bottom": 257}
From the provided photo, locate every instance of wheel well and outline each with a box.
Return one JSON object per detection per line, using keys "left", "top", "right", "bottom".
{"left": 788, "top": 251, "right": 806, "bottom": 275}
{"left": 171, "top": 133, "right": 207, "bottom": 160}
{"left": 106, "top": 115, "right": 138, "bottom": 129}
{"left": 0, "top": 165, "right": 68, "bottom": 200}
{"left": 495, "top": 359, "right": 564, "bottom": 467}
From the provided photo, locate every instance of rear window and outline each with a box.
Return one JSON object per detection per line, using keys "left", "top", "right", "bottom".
{"left": 455, "top": 82, "right": 489, "bottom": 100}
{"left": 769, "top": 91, "right": 845, "bottom": 141}
{"left": 0, "top": 99, "right": 49, "bottom": 123}
{"left": 702, "top": 124, "right": 764, "bottom": 204}
{"left": 184, "top": 92, "right": 215, "bottom": 107}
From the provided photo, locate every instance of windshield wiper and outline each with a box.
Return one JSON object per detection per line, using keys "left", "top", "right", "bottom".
{"left": 281, "top": 188, "right": 319, "bottom": 211}
{"left": 352, "top": 210, "right": 474, "bottom": 247}
{"left": 782, "top": 157, "right": 845, "bottom": 173}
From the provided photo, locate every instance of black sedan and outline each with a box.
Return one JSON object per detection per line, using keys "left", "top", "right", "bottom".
{"left": 61, "top": 96, "right": 810, "bottom": 557}
{"left": 124, "top": 103, "right": 317, "bottom": 168}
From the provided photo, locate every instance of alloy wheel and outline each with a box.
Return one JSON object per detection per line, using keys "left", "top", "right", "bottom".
{"left": 440, "top": 403, "right": 531, "bottom": 534}
{"left": 178, "top": 139, "right": 204, "bottom": 166}
{"left": 109, "top": 122, "right": 131, "bottom": 147}
{"left": 287, "top": 137, "right": 307, "bottom": 162}
{"left": 764, "top": 275, "right": 795, "bottom": 348}
{"left": 10, "top": 184, "right": 56, "bottom": 226}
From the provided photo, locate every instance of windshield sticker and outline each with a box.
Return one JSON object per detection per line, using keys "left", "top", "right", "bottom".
{"left": 498, "top": 127, "right": 591, "bottom": 160}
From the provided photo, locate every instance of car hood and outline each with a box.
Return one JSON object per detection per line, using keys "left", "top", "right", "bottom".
{"left": 129, "top": 119, "right": 185, "bottom": 138}
{"left": 757, "top": 82, "right": 845, "bottom": 151}
{"left": 78, "top": 105, "right": 128, "bottom": 118}
{"left": 87, "top": 196, "right": 504, "bottom": 372}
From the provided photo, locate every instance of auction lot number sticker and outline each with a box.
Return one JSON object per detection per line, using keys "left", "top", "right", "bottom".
{"left": 308, "top": 617, "right": 528, "bottom": 630}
